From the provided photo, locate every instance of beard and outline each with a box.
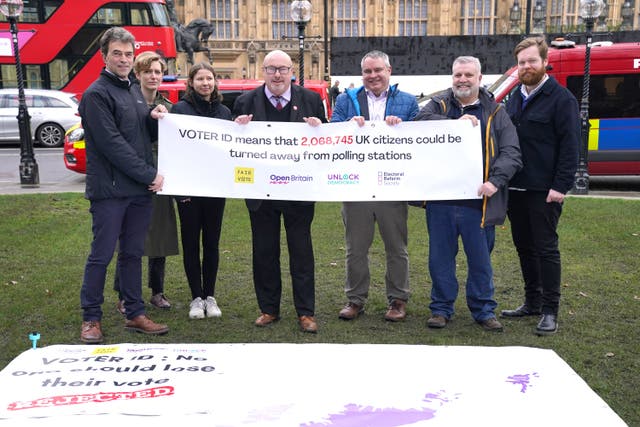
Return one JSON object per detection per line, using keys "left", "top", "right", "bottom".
{"left": 452, "top": 85, "right": 477, "bottom": 101}
{"left": 518, "top": 66, "right": 546, "bottom": 86}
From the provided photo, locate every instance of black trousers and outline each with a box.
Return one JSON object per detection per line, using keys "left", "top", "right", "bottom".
{"left": 114, "top": 256, "right": 165, "bottom": 297}
{"left": 176, "top": 197, "right": 226, "bottom": 300}
{"left": 507, "top": 190, "right": 563, "bottom": 315}
{"left": 248, "top": 201, "right": 315, "bottom": 317}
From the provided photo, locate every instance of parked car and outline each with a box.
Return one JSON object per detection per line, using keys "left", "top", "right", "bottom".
{"left": 0, "top": 89, "right": 80, "bottom": 148}
{"left": 63, "top": 123, "right": 85, "bottom": 174}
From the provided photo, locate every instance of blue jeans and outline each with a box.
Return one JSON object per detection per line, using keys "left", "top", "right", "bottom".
{"left": 426, "top": 203, "right": 497, "bottom": 322}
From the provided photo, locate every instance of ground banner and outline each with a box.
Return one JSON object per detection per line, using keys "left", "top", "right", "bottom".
{"left": 157, "top": 115, "right": 483, "bottom": 201}
{"left": 0, "top": 343, "right": 626, "bottom": 426}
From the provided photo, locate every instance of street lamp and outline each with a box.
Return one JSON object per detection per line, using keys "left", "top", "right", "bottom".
{"left": 290, "top": 0, "right": 312, "bottom": 87}
{"left": 620, "top": 1, "right": 633, "bottom": 31}
{"left": 0, "top": 0, "right": 38, "bottom": 186}
{"left": 509, "top": 1, "right": 522, "bottom": 34}
{"left": 595, "top": 0, "right": 608, "bottom": 32}
{"left": 532, "top": 0, "right": 545, "bottom": 33}
{"left": 574, "top": 0, "right": 604, "bottom": 195}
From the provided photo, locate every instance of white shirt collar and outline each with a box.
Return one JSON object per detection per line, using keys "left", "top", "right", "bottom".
{"left": 264, "top": 87, "right": 291, "bottom": 103}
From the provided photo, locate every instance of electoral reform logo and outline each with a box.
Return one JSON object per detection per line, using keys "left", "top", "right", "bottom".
{"left": 378, "top": 171, "right": 404, "bottom": 186}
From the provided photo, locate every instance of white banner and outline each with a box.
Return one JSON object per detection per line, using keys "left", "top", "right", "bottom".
{"left": 158, "top": 114, "right": 483, "bottom": 201}
{"left": 0, "top": 344, "right": 626, "bottom": 426}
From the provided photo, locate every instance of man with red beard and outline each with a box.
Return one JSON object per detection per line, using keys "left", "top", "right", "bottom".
{"left": 415, "top": 56, "right": 521, "bottom": 331}
{"left": 501, "top": 37, "right": 580, "bottom": 336}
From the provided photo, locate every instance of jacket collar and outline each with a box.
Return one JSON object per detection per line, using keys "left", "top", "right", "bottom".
{"left": 101, "top": 68, "right": 131, "bottom": 89}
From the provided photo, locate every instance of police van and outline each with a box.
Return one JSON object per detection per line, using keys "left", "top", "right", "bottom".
{"left": 489, "top": 40, "right": 640, "bottom": 176}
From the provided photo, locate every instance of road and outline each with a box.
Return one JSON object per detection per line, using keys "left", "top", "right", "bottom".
{"left": 0, "top": 147, "right": 85, "bottom": 194}
{"left": 0, "top": 147, "right": 639, "bottom": 198}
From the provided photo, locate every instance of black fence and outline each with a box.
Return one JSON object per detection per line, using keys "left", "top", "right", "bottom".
{"left": 330, "top": 31, "right": 640, "bottom": 75}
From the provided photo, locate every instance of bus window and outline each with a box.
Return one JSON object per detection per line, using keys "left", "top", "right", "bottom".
{"left": 17, "top": 0, "right": 39, "bottom": 22}
{"left": 149, "top": 3, "right": 171, "bottom": 26}
{"left": 43, "top": 0, "right": 62, "bottom": 20}
{"left": 130, "top": 4, "right": 152, "bottom": 26}
{"left": 26, "top": 65, "right": 42, "bottom": 88}
{"left": 90, "top": 5, "right": 125, "bottom": 25}
{"left": 8, "top": 0, "right": 63, "bottom": 23}
{"left": 0, "top": 65, "right": 17, "bottom": 87}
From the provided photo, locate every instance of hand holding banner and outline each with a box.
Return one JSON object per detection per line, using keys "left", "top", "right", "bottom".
{"left": 158, "top": 114, "right": 483, "bottom": 201}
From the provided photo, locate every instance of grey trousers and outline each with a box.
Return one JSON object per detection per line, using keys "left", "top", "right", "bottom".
{"left": 342, "top": 201, "right": 410, "bottom": 305}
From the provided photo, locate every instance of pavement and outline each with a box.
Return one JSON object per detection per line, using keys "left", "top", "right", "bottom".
{"left": 0, "top": 148, "right": 86, "bottom": 195}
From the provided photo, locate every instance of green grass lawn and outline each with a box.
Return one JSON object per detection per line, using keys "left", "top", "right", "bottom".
{"left": 0, "top": 194, "right": 638, "bottom": 425}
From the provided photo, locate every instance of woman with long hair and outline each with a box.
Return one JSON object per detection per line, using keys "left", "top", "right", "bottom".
{"left": 171, "top": 62, "right": 232, "bottom": 319}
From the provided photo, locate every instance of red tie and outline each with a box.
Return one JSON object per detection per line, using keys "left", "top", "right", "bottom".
{"left": 274, "top": 96, "right": 283, "bottom": 111}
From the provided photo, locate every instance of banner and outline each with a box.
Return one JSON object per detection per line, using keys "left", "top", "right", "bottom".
{"left": 158, "top": 114, "right": 484, "bottom": 201}
{"left": 0, "top": 344, "right": 626, "bottom": 426}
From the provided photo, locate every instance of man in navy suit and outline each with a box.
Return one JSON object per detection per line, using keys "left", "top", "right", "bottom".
{"left": 232, "top": 50, "right": 327, "bottom": 333}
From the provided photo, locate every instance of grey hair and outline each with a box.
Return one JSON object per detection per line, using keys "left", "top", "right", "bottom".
{"left": 452, "top": 56, "right": 482, "bottom": 74}
{"left": 361, "top": 50, "right": 391, "bottom": 70}
{"left": 100, "top": 27, "right": 135, "bottom": 57}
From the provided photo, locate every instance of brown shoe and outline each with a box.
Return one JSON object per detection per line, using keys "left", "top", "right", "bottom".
{"left": 124, "top": 314, "right": 169, "bottom": 335}
{"left": 116, "top": 300, "right": 126, "bottom": 316}
{"left": 255, "top": 313, "right": 279, "bottom": 327}
{"left": 80, "top": 321, "right": 103, "bottom": 344}
{"left": 480, "top": 317, "right": 504, "bottom": 332}
{"left": 384, "top": 299, "right": 407, "bottom": 322}
{"left": 338, "top": 302, "right": 364, "bottom": 320}
{"left": 150, "top": 293, "right": 171, "bottom": 309}
{"left": 427, "top": 314, "right": 448, "bottom": 329}
{"left": 298, "top": 315, "right": 318, "bottom": 333}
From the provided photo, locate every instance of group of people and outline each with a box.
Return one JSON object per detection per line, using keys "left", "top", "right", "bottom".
{"left": 78, "top": 26, "right": 579, "bottom": 344}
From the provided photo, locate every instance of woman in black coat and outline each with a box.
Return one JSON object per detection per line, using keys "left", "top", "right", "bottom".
{"left": 171, "top": 62, "right": 232, "bottom": 320}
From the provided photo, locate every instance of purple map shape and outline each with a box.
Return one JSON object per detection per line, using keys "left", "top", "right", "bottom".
{"left": 301, "top": 392, "right": 453, "bottom": 426}
{"left": 506, "top": 372, "right": 539, "bottom": 393}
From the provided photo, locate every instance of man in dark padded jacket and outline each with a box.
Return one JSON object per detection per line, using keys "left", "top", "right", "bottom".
{"left": 79, "top": 27, "right": 169, "bottom": 344}
{"left": 415, "top": 56, "right": 522, "bottom": 332}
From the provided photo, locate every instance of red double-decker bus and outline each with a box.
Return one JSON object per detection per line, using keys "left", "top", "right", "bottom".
{"left": 0, "top": 0, "right": 176, "bottom": 97}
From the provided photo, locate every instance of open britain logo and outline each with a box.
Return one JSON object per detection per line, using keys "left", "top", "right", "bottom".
{"left": 269, "top": 174, "right": 313, "bottom": 185}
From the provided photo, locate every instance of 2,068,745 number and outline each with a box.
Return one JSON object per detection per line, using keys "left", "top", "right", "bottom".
{"left": 300, "top": 135, "right": 353, "bottom": 146}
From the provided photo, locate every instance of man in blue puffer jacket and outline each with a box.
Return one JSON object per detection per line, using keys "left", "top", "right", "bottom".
{"left": 331, "top": 50, "right": 418, "bottom": 322}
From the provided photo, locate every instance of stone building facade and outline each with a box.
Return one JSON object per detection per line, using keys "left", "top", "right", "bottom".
{"left": 170, "top": 0, "right": 638, "bottom": 80}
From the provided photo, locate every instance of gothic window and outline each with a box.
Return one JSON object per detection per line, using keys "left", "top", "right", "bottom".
{"left": 272, "top": 0, "right": 298, "bottom": 38}
{"left": 335, "top": 0, "right": 366, "bottom": 36}
{"left": 210, "top": 0, "right": 239, "bottom": 38}
{"left": 461, "top": 0, "right": 495, "bottom": 35}
{"left": 548, "top": 0, "right": 579, "bottom": 32}
{"left": 398, "top": 0, "right": 428, "bottom": 36}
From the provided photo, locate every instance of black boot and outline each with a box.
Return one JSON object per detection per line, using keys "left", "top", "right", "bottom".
{"left": 536, "top": 314, "right": 558, "bottom": 336}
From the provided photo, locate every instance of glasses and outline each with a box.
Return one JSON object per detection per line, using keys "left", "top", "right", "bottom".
{"left": 264, "top": 66, "right": 291, "bottom": 75}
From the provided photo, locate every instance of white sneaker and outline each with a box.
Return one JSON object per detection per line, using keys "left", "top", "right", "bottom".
{"left": 204, "top": 296, "right": 222, "bottom": 318}
{"left": 189, "top": 297, "right": 205, "bottom": 319}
